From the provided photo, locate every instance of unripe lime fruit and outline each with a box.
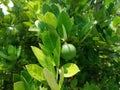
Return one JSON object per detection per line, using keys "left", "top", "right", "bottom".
{"left": 61, "top": 43, "right": 76, "bottom": 60}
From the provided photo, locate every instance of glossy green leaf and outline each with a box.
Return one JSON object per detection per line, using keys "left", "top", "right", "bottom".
{"left": 62, "top": 63, "right": 80, "bottom": 78}
{"left": 42, "top": 30, "right": 59, "bottom": 53}
{"left": 57, "top": 11, "right": 72, "bottom": 38}
{"left": 44, "top": 12, "right": 57, "bottom": 29}
{"left": 43, "top": 68, "right": 60, "bottom": 90}
{"left": 26, "top": 64, "right": 45, "bottom": 81}
{"left": 14, "top": 81, "right": 26, "bottom": 90}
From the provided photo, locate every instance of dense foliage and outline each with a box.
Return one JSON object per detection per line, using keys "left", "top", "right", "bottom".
{"left": 0, "top": 0, "right": 120, "bottom": 90}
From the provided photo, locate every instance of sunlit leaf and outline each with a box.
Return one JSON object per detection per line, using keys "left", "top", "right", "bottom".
{"left": 31, "top": 46, "right": 47, "bottom": 68}
{"left": 112, "top": 16, "right": 120, "bottom": 27}
{"left": 43, "top": 68, "right": 60, "bottom": 90}
{"left": 26, "top": 64, "right": 45, "bottom": 81}
{"left": 31, "top": 46, "right": 55, "bottom": 72}
{"left": 61, "top": 63, "right": 80, "bottom": 78}
{"left": 59, "top": 67, "right": 64, "bottom": 89}
{"left": 44, "top": 12, "right": 57, "bottom": 29}
{"left": 14, "top": 81, "right": 26, "bottom": 90}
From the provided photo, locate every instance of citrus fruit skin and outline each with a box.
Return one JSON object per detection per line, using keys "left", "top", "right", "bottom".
{"left": 61, "top": 43, "right": 76, "bottom": 60}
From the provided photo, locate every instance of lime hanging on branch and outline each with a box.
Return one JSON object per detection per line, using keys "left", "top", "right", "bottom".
{"left": 61, "top": 43, "right": 76, "bottom": 60}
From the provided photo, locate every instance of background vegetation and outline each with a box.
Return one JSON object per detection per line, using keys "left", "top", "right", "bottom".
{"left": 0, "top": 0, "right": 120, "bottom": 90}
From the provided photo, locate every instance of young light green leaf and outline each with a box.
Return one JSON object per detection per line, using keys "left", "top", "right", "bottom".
{"left": 59, "top": 67, "right": 64, "bottom": 89}
{"left": 43, "top": 68, "right": 60, "bottom": 90}
{"left": 26, "top": 64, "right": 45, "bottom": 82}
{"left": 14, "top": 81, "right": 26, "bottom": 90}
{"left": 31, "top": 46, "right": 47, "bottom": 68}
{"left": 31, "top": 46, "right": 55, "bottom": 73}
{"left": 62, "top": 63, "right": 80, "bottom": 78}
{"left": 44, "top": 12, "right": 57, "bottom": 29}
{"left": 112, "top": 16, "right": 120, "bottom": 28}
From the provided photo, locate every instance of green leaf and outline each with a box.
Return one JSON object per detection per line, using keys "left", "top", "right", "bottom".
{"left": 105, "top": 0, "right": 114, "bottom": 7}
{"left": 31, "top": 46, "right": 47, "bottom": 68}
{"left": 42, "top": 30, "right": 59, "bottom": 53}
{"left": 53, "top": 38, "right": 61, "bottom": 67}
{"left": 62, "top": 63, "right": 80, "bottom": 78}
{"left": 13, "top": 74, "right": 21, "bottom": 82}
{"left": 26, "top": 64, "right": 45, "bottom": 82}
{"left": 57, "top": 11, "right": 72, "bottom": 38}
{"left": 42, "top": 3, "right": 50, "bottom": 14}
{"left": 16, "top": 46, "right": 21, "bottom": 58}
{"left": 0, "top": 8, "right": 4, "bottom": 22}
{"left": 8, "top": 45, "right": 16, "bottom": 55}
{"left": 59, "top": 67, "right": 64, "bottom": 89}
{"left": 42, "top": 3, "right": 60, "bottom": 17}
{"left": 82, "top": 82, "right": 100, "bottom": 90}
{"left": 79, "top": 21, "right": 93, "bottom": 39}
{"left": 70, "top": 77, "right": 78, "bottom": 87}
{"left": 112, "top": 16, "right": 120, "bottom": 27}
{"left": 39, "top": 43, "right": 50, "bottom": 55}
{"left": 31, "top": 46, "right": 55, "bottom": 73}
{"left": 43, "top": 68, "right": 60, "bottom": 90}
{"left": 44, "top": 12, "right": 57, "bottom": 29}
{"left": 81, "top": 0, "right": 87, "bottom": 5}
{"left": 50, "top": 4, "right": 60, "bottom": 18}
{"left": 35, "top": 20, "right": 46, "bottom": 32}
{"left": 0, "top": 51, "right": 17, "bottom": 61}
{"left": 39, "top": 86, "right": 48, "bottom": 90}
{"left": 21, "top": 70, "right": 32, "bottom": 84}
{"left": 14, "top": 81, "right": 26, "bottom": 90}
{"left": 62, "top": 24, "right": 67, "bottom": 41}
